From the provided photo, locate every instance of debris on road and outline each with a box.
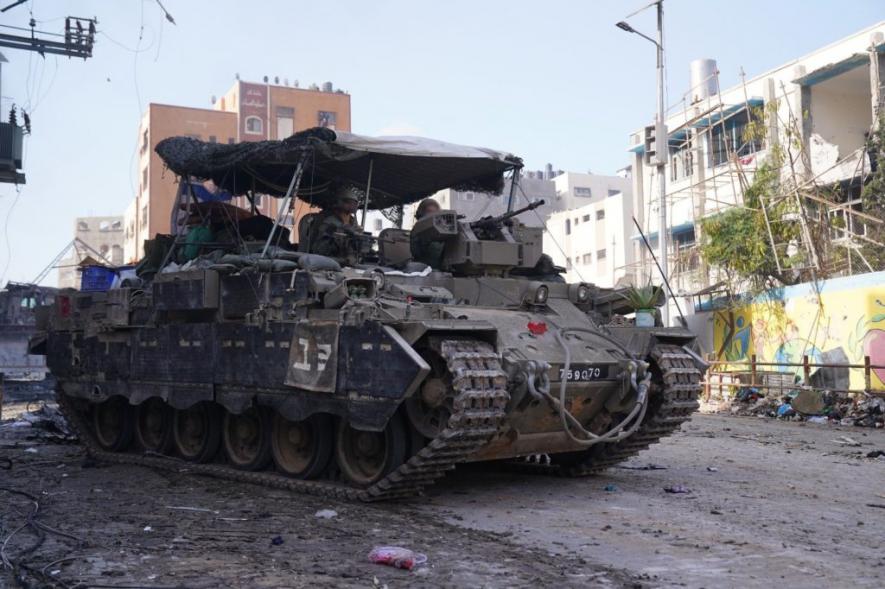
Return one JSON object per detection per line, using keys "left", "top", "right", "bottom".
{"left": 0, "top": 403, "right": 76, "bottom": 442}
{"left": 368, "top": 546, "right": 428, "bottom": 571}
{"left": 833, "top": 436, "right": 862, "bottom": 447}
{"left": 617, "top": 463, "right": 667, "bottom": 470}
{"left": 315, "top": 509, "right": 338, "bottom": 519}
{"left": 725, "top": 388, "right": 885, "bottom": 428}
{"left": 663, "top": 485, "right": 692, "bottom": 494}
{"left": 271, "top": 536, "right": 284, "bottom": 546}
{"left": 604, "top": 484, "right": 618, "bottom": 492}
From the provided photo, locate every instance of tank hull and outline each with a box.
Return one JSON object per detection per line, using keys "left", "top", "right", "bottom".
{"left": 38, "top": 267, "right": 703, "bottom": 500}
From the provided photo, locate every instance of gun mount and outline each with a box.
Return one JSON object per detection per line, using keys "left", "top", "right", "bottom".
{"left": 410, "top": 199, "right": 547, "bottom": 277}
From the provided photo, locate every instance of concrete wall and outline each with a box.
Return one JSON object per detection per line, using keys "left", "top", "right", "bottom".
{"left": 701, "top": 271, "right": 885, "bottom": 391}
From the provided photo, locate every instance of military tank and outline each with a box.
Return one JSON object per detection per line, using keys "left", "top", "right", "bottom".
{"left": 32, "top": 127, "right": 704, "bottom": 500}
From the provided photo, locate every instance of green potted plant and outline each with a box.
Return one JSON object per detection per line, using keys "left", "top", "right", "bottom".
{"left": 622, "top": 284, "right": 663, "bottom": 327}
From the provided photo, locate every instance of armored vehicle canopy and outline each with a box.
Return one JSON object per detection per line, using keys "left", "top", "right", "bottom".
{"left": 155, "top": 127, "right": 523, "bottom": 210}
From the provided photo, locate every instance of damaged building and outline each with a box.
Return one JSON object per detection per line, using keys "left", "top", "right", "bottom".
{"left": 628, "top": 21, "right": 885, "bottom": 298}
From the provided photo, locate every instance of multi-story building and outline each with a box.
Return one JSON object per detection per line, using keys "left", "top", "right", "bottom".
{"left": 57, "top": 216, "right": 125, "bottom": 288}
{"left": 543, "top": 170, "right": 634, "bottom": 287}
{"left": 628, "top": 21, "right": 885, "bottom": 304}
{"left": 124, "top": 79, "right": 352, "bottom": 261}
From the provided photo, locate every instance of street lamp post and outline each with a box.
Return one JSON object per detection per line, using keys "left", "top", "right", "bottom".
{"left": 617, "top": 0, "right": 670, "bottom": 326}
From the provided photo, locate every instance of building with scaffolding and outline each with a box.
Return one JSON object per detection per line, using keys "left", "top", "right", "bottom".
{"left": 57, "top": 216, "right": 124, "bottom": 289}
{"left": 628, "top": 21, "right": 885, "bottom": 308}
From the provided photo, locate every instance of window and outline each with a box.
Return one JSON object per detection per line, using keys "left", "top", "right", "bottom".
{"left": 574, "top": 186, "right": 592, "bottom": 197}
{"left": 671, "top": 138, "right": 694, "bottom": 180}
{"left": 209, "top": 135, "right": 217, "bottom": 143}
{"left": 100, "top": 245, "right": 109, "bottom": 257}
{"left": 276, "top": 106, "right": 294, "bottom": 138}
{"left": 77, "top": 221, "right": 89, "bottom": 231}
{"left": 597, "top": 248, "right": 607, "bottom": 260}
{"left": 140, "top": 130, "right": 148, "bottom": 153}
{"left": 566, "top": 258, "right": 573, "bottom": 270}
{"left": 99, "top": 221, "right": 111, "bottom": 231}
{"left": 582, "top": 253, "right": 592, "bottom": 264}
{"left": 245, "top": 116, "right": 263, "bottom": 135}
{"left": 461, "top": 192, "right": 475, "bottom": 201}
{"left": 565, "top": 219, "right": 571, "bottom": 235}
{"left": 20, "top": 296, "right": 35, "bottom": 309}
{"left": 141, "top": 168, "right": 148, "bottom": 190}
{"left": 374, "top": 218, "right": 383, "bottom": 231}
{"left": 709, "top": 110, "right": 762, "bottom": 167}
{"left": 318, "top": 111, "right": 337, "bottom": 128}
{"left": 574, "top": 217, "right": 579, "bottom": 226}
{"left": 140, "top": 205, "right": 148, "bottom": 228}
{"left": 596, "top": 210, "right": 605, "bottom": 221}
{"left": 607, "top": 189, "right": 620, "bottom": 197}
{"left": 582, "top": 214, "right": 590, "bottom": 222}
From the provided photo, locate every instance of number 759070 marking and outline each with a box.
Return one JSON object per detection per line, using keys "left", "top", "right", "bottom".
{"left": 559, "top": 366, "right": 603, "bottom": 381}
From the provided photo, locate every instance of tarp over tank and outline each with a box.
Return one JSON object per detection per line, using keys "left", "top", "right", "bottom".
{"left": 155, "top": 127, "right": 523, "bottom": 210}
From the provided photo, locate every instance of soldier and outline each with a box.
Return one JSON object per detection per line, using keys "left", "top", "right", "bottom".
{"left": 308, "top": 185, "right": 361, "bottom": 260}
{"left": 410, "top": 198, "right": 445, "bottom": 269}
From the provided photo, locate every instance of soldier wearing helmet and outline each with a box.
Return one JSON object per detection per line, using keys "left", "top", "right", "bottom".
{"left": 308, "top": 184, "right": 362, "bottom": 260}
{"left": 410, "top": 198, "right": 445, "bottom": 269}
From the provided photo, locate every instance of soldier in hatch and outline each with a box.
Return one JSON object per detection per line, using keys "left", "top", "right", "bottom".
{"left": 308, "top": 185, "right": 362, "bottom": 260}
{"left": 410, "top": 198, "right": 445, "bottom": 269}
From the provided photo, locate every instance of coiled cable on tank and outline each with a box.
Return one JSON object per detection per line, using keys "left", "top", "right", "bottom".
{"left": 525, "top": 327, "right": 651, "bottom": 447}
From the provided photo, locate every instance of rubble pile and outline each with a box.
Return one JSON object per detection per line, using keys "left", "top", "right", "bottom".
{"left": 730, "top": 387, "right": 885, "bottom": 428}
{"left": 0, "top": 402, "right": 77, "bottom": 442}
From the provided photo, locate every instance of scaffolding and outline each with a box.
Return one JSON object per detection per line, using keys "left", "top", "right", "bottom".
{"left": 636, "top": 65, "right": 884, "bottom": 296}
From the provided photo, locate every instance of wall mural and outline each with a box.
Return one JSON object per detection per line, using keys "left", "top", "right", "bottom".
{"left": 711, "top": 272, "right": 885, "bottom": 391}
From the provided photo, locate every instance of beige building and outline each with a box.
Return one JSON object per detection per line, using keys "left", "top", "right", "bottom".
{"left": 58, "top": 216, "right": 125, "bottom": 288}
{"left": 124, "top": 79, "right": 352, "bottom": 261}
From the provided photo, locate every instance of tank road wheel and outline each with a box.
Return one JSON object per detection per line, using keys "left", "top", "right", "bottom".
{"left": 222, "top": 407, "right": 272, "bottom": 471}
{"left": 173, "top": 402, "right": 222, "bottom": 463}
{"left": 92, "top": 396, "right": 134, "bottom": 451}
{"left": 405, "top": 350, "right": 453, "bottom": 438}
{"left": 134, "top": 398, "right": 173, "bottom": 454}
{"left": 271, "top": 413, "right": 333, "bottom": 479}
{"left": 335, "top": 413, "right": 408, "bottom": 487}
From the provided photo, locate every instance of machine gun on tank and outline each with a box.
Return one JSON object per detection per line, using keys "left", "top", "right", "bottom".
{"left": 469, "top": 199, "right": 546, "bottom": 238}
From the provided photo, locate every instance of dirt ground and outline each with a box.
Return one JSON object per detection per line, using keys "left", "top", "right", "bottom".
{"left": 1, "top": 402, "right": 883, "bottom": 589}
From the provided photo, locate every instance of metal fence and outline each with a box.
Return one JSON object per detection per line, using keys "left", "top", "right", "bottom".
{"left": 703, "top": 354, "right": 885, "bottom": 400}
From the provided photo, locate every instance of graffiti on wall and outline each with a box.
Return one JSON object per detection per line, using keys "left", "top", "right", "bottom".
{"left": 711, "top": 272, "right": 885, "bottom": 390}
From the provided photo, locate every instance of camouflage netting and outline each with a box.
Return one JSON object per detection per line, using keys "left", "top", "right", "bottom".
{"left": 155, "top": 127, "right": 522, "bottom": 210}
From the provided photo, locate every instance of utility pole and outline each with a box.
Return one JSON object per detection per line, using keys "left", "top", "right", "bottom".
{"left": 617, "top": 0, "right": 670, "bottom": 325}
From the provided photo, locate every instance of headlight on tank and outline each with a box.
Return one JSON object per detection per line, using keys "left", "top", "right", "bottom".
{"left": 568, "top": 282, "right": 592, "bottom": 304}
{"left": 534, "top": 285, "right": 549, "bottom": 304}
{"left": 576, "top": 284, "right": 590, "bottom": 302}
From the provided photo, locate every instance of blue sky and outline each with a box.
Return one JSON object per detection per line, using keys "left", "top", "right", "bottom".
{"left": 0, "top": 0, "right": 882, "bottom": 283}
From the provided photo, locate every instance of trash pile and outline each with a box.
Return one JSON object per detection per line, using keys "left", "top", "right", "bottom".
{"left": 0, "top": 403, "right": 77, "bottom": 442}
{"left": 730, "top": 387, "right": 885, "bottom": 428}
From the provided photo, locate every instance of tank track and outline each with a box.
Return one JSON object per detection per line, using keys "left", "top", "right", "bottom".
{"left": 55, "top": 338, "right": 509, "bottom": 502}
{"left": 557, "top": 343, "right": 702, "bottom": 476}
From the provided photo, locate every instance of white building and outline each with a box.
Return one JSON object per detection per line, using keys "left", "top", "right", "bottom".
{"left": 58, "top": 216, "right": 125, "bottom": 288}
{"left": 403, "top": 168, "right": 633, "bottom": 286}
{"left": 629, "top": 21, "right": 885, "bottom": 302}
{"left": 543, "top": 170, "right": 634, "bottom": 287}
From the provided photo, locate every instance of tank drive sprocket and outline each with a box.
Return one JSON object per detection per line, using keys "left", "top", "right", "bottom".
{"left": 553, "top": 343, "right": 702, "bottom": 476}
